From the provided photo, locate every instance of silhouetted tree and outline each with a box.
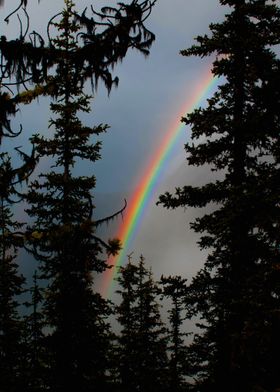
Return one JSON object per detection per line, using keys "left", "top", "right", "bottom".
{"left": 0, "top": 0, "right": 157, "bottom": 390}
{"left": 23, "top": 271, "right": 48, "bottom": 392}
{"left": 160, "top": 276, "right": 190, "bottom": 392}
{"left": 0, "top": 6, "right": 40, "bottom": 388}
{"left": 0, "top": 150, "right": 36, "bottom": 392}
{"left": 159, "top": 1, "right": 280, "bottom": 391}
{"left": 116, "top": 255, "right": 168, "bottom": 392}
{"left": 25, "top": 3, "right": 118, "bottom": 391}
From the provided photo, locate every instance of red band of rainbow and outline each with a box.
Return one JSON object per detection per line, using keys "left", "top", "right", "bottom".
{"left": 101, "top": 66, "right": 218, "bottom": 297}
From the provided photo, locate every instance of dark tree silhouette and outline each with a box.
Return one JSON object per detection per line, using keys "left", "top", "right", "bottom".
{"left": 159, "top": 1, "right": 280, "bottom": 391}
{"left": 115, "top": 255, "right": 168, "bottom": 392}
{"left": 23, "top": 271, "right": 47, "bottom": 392}
{"left": 0, "top": 6, "right": 40, "bottom": 391}
{"left": 0, "top": 150, "right": 36, "bottom": 392}
{"left": 24, "top": 3, "right": 119, "bottom": 391}
{"left": 0, "top": 0, "right": 158, "bottom": 390}
{"left": 160, "top": 276, "right": 190, "bottom": 392}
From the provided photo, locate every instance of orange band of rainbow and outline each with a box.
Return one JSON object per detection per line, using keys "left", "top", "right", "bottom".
{"left": 101, "top": 66, "right": 218, "bottom": 297}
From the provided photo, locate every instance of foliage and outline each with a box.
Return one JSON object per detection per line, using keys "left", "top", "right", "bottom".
{"left": 74, "top": 0, "right": 156, "bottom": 92}
{"left": 22, "top": 271, "right": 48, "bottom": 392}
{"left": 0, "top": 152, "right": 31, "bottom": 391}
{"left": 116, "top": 255, "right": 168, "bottom": 392}
{"left": 0, "top": 0, "right": 159, "bottom": 390}
{"left": 159, "top": 1, "right": 280, "bottom": 391}
{"left": 0, "top": 0, "right": 156, "bottom": 98}
{"left": 160, "top": 275, "right": 190, "bottom": 392}
{"left": 24, "top": 3, "right": 117, "bottom": 390}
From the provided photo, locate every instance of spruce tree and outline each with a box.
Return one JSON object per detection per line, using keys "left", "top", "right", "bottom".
{"left": 23, "top": 271, "right": 47, "bottom": 392}
{"left": 116, "top": 255, "right": 168, "bottom": 392}
{"left": 25, "top": 2, "right": 116, "bottom": 391}
{"left": 160, "top": 276, "right": 190, "bottom": 392}
{"left": 0, "top": 1, "right": 157, "bottom": 390}
{"left": 0, "top": 6, "right": 41, "bottom": 390}
{"left": 159, "top": 1, "right": 280, "bottom": 391}
{"left": 0, "top": 150, "right": 35, "bottom": 392}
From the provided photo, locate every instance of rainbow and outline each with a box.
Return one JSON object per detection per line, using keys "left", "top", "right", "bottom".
{"left": 101, "top": 66, "right": 219, "bottom": 297}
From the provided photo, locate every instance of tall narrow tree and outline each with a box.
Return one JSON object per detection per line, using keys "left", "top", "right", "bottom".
{"left": 159, "top": 1, "right": 280, "bottom": 391}
{"left": 0, "top": 150, "right": 36, "bottom": 392}
{"left": 160, "top": 276, "right": 190, "bottom": 392}
{"left": 23, "top": 271, "right": 47, "bottom": 392}
{"left": 0, "top": 0, "right": 157, "bottom": 390}
{"left": 116, "top": 255, "right": 168, "bottom": 392}
{"left": 25, "top": 2, "right": 118, "bottom": 391}
{"left": 0, "top": 6, "right": 40, "bottom": 390}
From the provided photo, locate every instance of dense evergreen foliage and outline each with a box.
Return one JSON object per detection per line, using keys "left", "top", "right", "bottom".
{"left": 159, "top": 1, "right": 280, "bottom": 391}
{"left": 0, "top": 0, "right": 158, "bottom": 390}
{"left": 116, "top": 255, "right": 168, "bottom": 392}
{"left": 160, "top": 276, "right": 190, "bottom": 392}
{"left": 0, "top": 153, "right": 27, "bottom": 391}
{"left": 24, "top": 3, "right": 133, "bottom": 391}
{"left": 23, "top": 271, "right": 47, "bottom": 392}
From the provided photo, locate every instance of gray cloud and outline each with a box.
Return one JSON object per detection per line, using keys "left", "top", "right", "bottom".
{"left": 2, "top": 0, "right": 226, "bottom": 285}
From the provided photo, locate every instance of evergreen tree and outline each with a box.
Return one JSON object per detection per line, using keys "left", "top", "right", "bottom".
{"left": 0, "top": 6, "right": 40, "bottom": 390}
{"left": 0, "top": 1, "right": 157, "bottom": 390}
{"left": 160, "top": 276, "right": 190, "bottom": 392}
{"left": 159, "top": 1, "right": 280, "bottom": 391}
{"left": 116, "top": 255, "right": 168, "bottom": 392}
{"left": 0, "top": 151, "right": 35, "bottom": 392}
{"left": 23, "top": 271, "right": 47, "bottom": 392}
{"left": 25, "top": 2, "right": 117, "bottom": 391}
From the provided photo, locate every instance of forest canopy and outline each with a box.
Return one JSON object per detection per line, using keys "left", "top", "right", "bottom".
{"left": 1, "top": 1, "right": 280, "bottom": 392}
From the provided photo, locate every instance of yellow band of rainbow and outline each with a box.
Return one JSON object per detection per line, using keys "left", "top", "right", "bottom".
{"left": 102, "top": 65, "right": 218, "bottom": 297}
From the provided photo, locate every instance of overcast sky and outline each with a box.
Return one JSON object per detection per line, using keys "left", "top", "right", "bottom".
{"left": 1, "top": 1, "right": 226, "bottom": 289}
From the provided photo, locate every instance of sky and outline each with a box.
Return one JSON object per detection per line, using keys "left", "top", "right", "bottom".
{"left": 1, "top": 0, "right": 226, "bottom": 295}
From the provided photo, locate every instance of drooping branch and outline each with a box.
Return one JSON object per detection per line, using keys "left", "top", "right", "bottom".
{"left": 1, "top": 1, "right": 157, "bottom": 103}
{"left": 3, "top": 0, "right": 39, "bottom": 23}
{"left": 73, "top": 0, "right": 157, "bottom": 92}
{"left": 0, "top": 146, "right": 38, "bottom": 203}
{"left": 95, "top": 199, "right": 127, "bottom": 227}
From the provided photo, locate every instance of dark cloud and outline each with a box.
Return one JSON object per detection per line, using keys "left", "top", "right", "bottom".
{"left": 3, "top": 0, "right": 226, "bottom": 282}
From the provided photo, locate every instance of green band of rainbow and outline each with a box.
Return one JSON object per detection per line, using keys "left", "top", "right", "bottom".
{"left": 101, "top": 67, "right": 218, "bottom": 297}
